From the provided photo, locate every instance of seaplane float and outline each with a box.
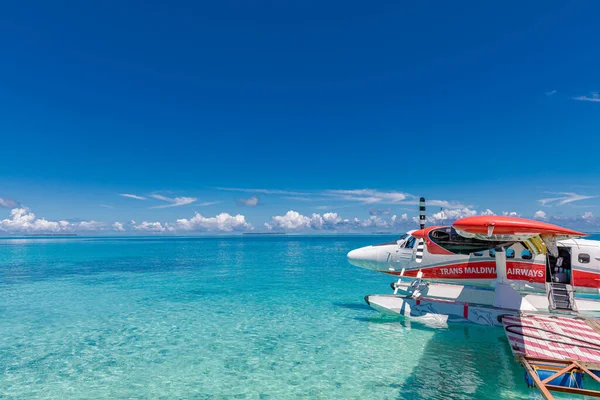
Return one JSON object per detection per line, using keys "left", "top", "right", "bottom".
{"left": 347, "top": 198, "right": 600, "bottom": 327}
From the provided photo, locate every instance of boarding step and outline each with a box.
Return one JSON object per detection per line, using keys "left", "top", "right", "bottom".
{"left": 546, "top": 283, "right": 578, "bottom": 312}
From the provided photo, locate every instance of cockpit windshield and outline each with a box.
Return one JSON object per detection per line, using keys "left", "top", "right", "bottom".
{"left": 404, "top": 236, "right": 416, "bottom": 249}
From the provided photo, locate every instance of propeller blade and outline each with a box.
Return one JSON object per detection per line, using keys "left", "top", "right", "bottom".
{"left": 415, "top": 197, "right": 426, "bottom": 263}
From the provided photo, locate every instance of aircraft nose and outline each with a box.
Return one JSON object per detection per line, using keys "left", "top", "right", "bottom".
{"left": 347, "top": 248, "right": 364, "bottom": 261}
{"left": 347, "top": 245, "right": 385, "bottom": 270}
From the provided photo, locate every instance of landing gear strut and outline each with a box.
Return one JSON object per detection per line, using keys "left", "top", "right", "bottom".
{"left": 391, "top": 270, "right": 427, "bottom": 298}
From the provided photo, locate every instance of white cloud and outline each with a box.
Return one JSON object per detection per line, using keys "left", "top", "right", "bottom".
{"left": 308, "top": 212, "right": 348, "bottom": 230}
{"left": 283, "top": 196, "right": 327, "bottom": 202}
{"left": 132, "top": 221, "right": 166, "bottom": 233}
{"left": 325, "top": 191, "right": 466, "bottom": 208}
{"left": 323, "top": 212, "right": 343, "bottom": 225}
{"left": 120, "top": 193, "right": 147, "bottom": 200}
{"left": 265, "top": 211, "right": 349, "bottom": 231}
{"left": 308, "top": 214, "right": 324, "bottom": 230}
{"left": 149, "top": 194, "right": 198, "bottom": 209}
{"left": 7, "top": 204, "right": 597, "bottom": 235}
{"left": 427, "top": 208, "right": 478, "bottom": 223}
{"left": 175, "top": 212, "right": 252, "bottom": 232}
{"left": 198, "top": 201, "right": 221, "bottom": 206}
{"left": 582, "top": 212, "right": 595, "bottom": 223}
{"left": 266, "top": 210, "right": 411, "bottom": 232}
{"left": 545, "top": 90, "right": 557, "bottom": 96}
{"left": 398, "top": 213, "right": 409, "bottom": 222}
{"left": 359, "top": 216, "right": 388, "bottom": 228}
{"left": 100, "top": 204, "right": 114, "bottom": 209}
{"left": 76, "top": 221, "right": 105, "bottom": 231}
{"left": 237, "top": 196, "right": 259, "bottom": 207}
{"left": 361, "top": 214, "right": 408, "bottom": 230}
{"left": 265, "top": 210, "right": 311, "bottom": 230}
{"left": 0, "top": 208, "right": 61, "bottom": 232}
{"left": 0, "top": 207, "right": 103, "bottom": 233}
{"left": 129, "top": 212, "right": 253, "bottom": 233}
{"left": 215, "top": 187, "right": 305, "bottom": 196}
{"left": 533, "top": 210, "right": 547, "bottom": 220}
{"left": 413, "top": 208, "right": 473, "bottom": 225}
{"left": 572, "top": 92, "right": 600, "bottom": 103}
{"left": 0, "top": 198, "right": 19, "bottom": 208}
{"left": 216, "top": 187, "right": 467, "bottom": 211}
{"left": 478, "top": 209, "right": 521, "bottom": 218}
{"left": 220, "top": 187, "right": 414, "bottom": 205}
{"left": 533, "top": 212, "right": 600, "bottom": 232}
{"left": 217, "top": 187, "right": 412, "bottom": 205}
{"left": 325, "top": 189, "right": 409, "bottom": 204}
{"left": 369, "top": 208, "right": 392, "bottom": 216}
{"left": 538, "top": 192, "right": 596, "bottom": 206}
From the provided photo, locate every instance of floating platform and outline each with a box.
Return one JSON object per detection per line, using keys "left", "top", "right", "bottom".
{"left": 502, "top": 315, "right": 600, "bottom": 399}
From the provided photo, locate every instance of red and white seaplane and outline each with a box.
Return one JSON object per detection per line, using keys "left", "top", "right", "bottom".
{"left": 348, "top": 198, "right": 600, "bottom": 326}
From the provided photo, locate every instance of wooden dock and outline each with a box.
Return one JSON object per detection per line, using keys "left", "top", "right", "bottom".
{"left": 502, "top": 315, "right": 600, "bottom": 399}
{"left": 587, "top": 319, "right": 600, "bottom": 334}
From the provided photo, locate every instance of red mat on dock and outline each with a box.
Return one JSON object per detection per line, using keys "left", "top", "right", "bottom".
{"left": 503, "top": 315, "right": 600, "bottom": 365}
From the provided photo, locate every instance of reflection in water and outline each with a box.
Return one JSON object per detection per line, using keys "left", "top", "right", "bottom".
{"left": 398, "top": 323, "right": 521, "bottom": 400}
{"left": 332, "top": 302, "right": 373, "bottom": 311}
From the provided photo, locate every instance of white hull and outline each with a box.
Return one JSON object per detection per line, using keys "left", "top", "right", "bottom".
{"left": 366, "top": 282, "right": 600, "bottom": 326}
{"left": 366, "top": 294, "right": 509, "bottom": 326}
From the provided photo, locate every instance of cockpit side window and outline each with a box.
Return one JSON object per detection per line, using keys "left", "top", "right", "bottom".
{"left": 578, "top": 253, "right": 590, "bottom": 263}
{"left": 404, "top": 236, "right": 416, "bottom": 249}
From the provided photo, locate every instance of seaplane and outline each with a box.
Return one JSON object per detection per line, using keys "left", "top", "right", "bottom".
{"left": 348, "top": 198, "right": 600, "bottom": 326}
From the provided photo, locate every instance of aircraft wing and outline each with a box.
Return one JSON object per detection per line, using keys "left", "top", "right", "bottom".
{"left": 410, "top": 216, "right": 587, "bottom": 257}
{"left": 452, "top": 216, "right": 587, "bottom": 257}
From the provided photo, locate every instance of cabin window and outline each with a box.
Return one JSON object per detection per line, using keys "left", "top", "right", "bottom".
{"left": 522, "top": 249, "right": 533, "bottom": 260}
{"left": 405, "top": 236, "right": 416, "bottom": 249}
{"left": 473, "top": 251, "right": 484, "bottom": 256}
{"left": 506, "top": 249, "right": 515, "bottom": 259}
{"left": 578, "top": 253, "right": 591, "bottom": 264}
{"left": 489, "top": 249, "right": 495, "bottom": 258}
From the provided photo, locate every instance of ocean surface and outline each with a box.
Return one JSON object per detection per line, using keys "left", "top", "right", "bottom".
{"left": 1, "top": 235, "right": 595, "bottom": 399}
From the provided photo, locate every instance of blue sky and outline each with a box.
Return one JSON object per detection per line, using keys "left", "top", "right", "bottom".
{"left": 1, "top": 1, "right": 599, "bottom": 234}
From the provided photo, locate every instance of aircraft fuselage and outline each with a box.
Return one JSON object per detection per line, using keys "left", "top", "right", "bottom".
{"left": 347, "top": 231, "right": 600, "bottom": 294}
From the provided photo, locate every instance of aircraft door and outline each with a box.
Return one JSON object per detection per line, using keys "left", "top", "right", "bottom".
{"left": 546, "top": 246, "right": 572, "bottom": 284}
{"left": 399, "top": 236, "right": 417, "bottom": 261}
{"left": 387, "top": 235, "right": 417, "bottom": 264}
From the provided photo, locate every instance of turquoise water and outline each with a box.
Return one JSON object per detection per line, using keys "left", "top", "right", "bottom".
{"left": 0, "top": 236, "right": 584, "bottom": 399}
